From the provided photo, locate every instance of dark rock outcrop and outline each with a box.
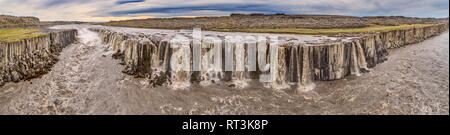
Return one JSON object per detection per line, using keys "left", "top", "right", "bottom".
{"left": 92, "top": 23, "right": 449, "bottom": 89}
{"left": 0, "top": 30, "right": 77, "bottom": 86}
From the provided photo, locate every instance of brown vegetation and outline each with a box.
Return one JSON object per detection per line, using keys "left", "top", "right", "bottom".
{"left": 104, "top": 14, "right": 449, "bottom": 30}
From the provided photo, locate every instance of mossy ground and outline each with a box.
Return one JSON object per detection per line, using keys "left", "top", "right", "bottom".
{"left": 212, "top": 24, "right": 437, "bottom": 35}
{"left": 104, "top": 21, "right": 136, "bottom": 26}
{"left": 0, "top": 28, "right": 44, "bottom": 43}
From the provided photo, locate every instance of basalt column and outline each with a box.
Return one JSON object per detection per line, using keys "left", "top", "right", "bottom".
{"left": 0, "top": 29, "right": 77, "bottom": 86}
{"left": 92, "top": 23, "right": 448, "bottom": 89}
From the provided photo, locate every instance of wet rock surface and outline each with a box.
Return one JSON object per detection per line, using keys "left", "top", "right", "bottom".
{"left": 0, "top": 25, "right": 448, "bottom": 115}
{"left": 90, "top": 23, "right": 448, "bottom": 90}
{"left": 0, "top": 30, "right": 77, "bottom": 86}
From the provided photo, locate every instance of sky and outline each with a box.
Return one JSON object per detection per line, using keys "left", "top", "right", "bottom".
{"left": 0, "top": 0, "right": 448, "bottom": 22}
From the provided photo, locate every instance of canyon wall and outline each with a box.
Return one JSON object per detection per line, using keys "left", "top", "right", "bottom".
{"left": 92, "top": 23, "right": 448, "bottom": 89}
{"left": 0, "top": 30, "right": 77, "bottom": 86}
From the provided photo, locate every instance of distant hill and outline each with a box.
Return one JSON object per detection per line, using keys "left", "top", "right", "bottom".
{"left": 1, "top": 15, "right": 91, "bottom": 28}
{"left": 39, "top": 21, "right": 89, "bottom": 26}
{"left": 362, "top": 16, "right": 449, "bottom": 26}
{"left": 0, "top": 15, "right": 40, "bottom": 27}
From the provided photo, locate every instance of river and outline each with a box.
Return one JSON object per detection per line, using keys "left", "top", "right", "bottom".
{"left": 0, "top": 25, "right": 448, "bottom": 115}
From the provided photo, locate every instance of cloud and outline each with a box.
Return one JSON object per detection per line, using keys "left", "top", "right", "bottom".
{"left": 0, "top": 0, "right": 448, "bottom": 22}
{"left": 83, "top": 15, "right": 152, "bottom": 22}
{"left": 110, "top": 4, "right": 284, "bottom": 15}
{"left": 43, "top": 0, "right": 94, "bottom": 7}
{"left": 116, "top": 0, "right": 146, "bottom": 5}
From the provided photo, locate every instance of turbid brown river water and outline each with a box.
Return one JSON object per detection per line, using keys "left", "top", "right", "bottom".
{"left": 0, "top": 26, "right": 448, "bottom": 115}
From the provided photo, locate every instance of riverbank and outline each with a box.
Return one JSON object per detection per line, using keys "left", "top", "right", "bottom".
{"left": 87, "top": 23, "right": 448, "bottom": 90}
{"left": 0, "top": 29, "right": 77, "bottom": 86}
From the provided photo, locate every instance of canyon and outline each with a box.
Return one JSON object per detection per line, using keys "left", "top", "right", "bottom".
{"left": 86, "top": 23, "right": 449, "bottom": 90}
{"left": 0, "top": 24, "right": 448, "bottom": 114}
{"left": 0, "top": 13, "right": 448, "bottom": 114}
{"left": 0, "top": 29, "right": 77, "bottom": 86}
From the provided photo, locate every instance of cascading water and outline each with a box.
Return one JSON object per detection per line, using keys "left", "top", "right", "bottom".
{"left": 86, "top": 23, "right": 448, "bottom": 92}
{"left": 0, "top": 24, "right": 448, "bottom": 115}
{"left": 199, "top": 36, "right": 223, "bottom": 86}
{"left": 169, "top": 35, "right": 191, "bottom": 90}
{"left": 232, "top": 36, "right": 248, "bottom": 88}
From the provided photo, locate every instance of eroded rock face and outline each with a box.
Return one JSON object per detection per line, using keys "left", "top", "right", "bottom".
{"left": 0, "top": 30, "right": 77, "bottom": 86}
{"left": 92, "top": 23, "right": 449, "bottom": 89}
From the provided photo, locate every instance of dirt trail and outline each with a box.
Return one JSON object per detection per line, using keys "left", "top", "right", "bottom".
{"left": 0, "top": 25, "right": 448, "bottom": 115}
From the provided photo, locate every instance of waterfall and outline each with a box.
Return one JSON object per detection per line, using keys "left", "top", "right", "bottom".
{"left": 199, "top": 36, "right": 223, "bottom": 86}
{"left": 83, "top": 23, "right": 449, "bottom": 92}
{"left": 169, "top": 35, "right": 191, "bottom": 90}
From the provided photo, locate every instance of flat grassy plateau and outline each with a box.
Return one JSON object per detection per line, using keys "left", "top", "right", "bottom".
{"left": 0, "top": 28, "right": 44, "bottom": 43}
{"left": 212, "top": 24, "right": 437, "bottom": 35}
{"left": 105, "top": 20, "right": 438, "bottom": 35}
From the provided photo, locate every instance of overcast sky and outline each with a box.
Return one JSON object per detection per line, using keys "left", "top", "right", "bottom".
{"left": 0, "top": 0, "right": 448, "bottom": 22}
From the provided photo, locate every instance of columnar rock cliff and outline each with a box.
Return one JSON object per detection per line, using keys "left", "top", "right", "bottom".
{"left": 92, "top": 23, "right": 448, "bottom": 89}
{"left": 0, "top": 30, "right": 77, "bottom": 86}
